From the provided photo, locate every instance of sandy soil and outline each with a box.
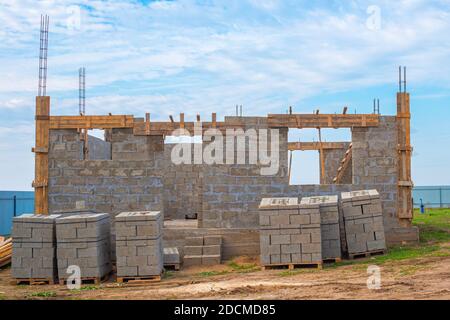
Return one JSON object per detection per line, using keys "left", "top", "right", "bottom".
{"left": 0, "top": 255, "right": 449, "bottom": 300}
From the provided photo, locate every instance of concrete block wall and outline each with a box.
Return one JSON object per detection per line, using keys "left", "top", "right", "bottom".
{"left": 115, "top": 211, "right": 163, "bottom": 277}
{"left": 11, "top": 214, "right": 60, "bottom": 279}
{"left": 56, "top": 213, "right": 112, "bottom": 280}
{"left": 46, "top": 115, "right": 417, "bottom": 245}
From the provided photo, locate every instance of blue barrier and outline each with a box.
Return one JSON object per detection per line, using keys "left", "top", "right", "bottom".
{"left": 0, "top": 191, "right": 34, "bottom": 235}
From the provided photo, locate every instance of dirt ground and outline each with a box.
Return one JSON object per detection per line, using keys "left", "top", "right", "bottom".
{"left": 0, "top": 254, "right": 449, "bottom": 300}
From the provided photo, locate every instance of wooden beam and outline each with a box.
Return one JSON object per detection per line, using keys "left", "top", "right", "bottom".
{"left": 179, "top": 113, "right": 185, "bottom": 129}
{"left": 145, "top": 113, "right": 150, "bottom": 135}
{"left": 49, "top": 115, "right": 134, "bottom": 129}
{"left": 267, "top": 114, "right": 379, "bottom": 128}
{"left": 212, "top": 113, "right": 217, "bottom": 128}
{"left": 34, "top": 96, "right": 50, "bottom": 215}
{"left": 288, "top": 142, "right": 349, "bottom": 151}
{"left": 397, "top": 92, "right": 413, "bottom": 220}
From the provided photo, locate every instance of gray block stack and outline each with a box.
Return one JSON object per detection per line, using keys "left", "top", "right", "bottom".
{"left": 184, "top": 235, "right": 222, "bottom": 267}
{"left": 11, "top": 214, "right": 60, "bottom": 280}
{"left": 115, "top": 211, "right": 163, "bottom": 278}
{"left": 259, "top": 197, "right": 322, "bottom": 265}
{"left": 164, "top": 247, "right": 180, "bottom": 268}
{"left": 301, "top": 196, "right": 341, "bottom": 261}
{"left": 341, "top": 190, "right": 386, "bottom": 255}
{"left": 56, "top": 213, "right": 112, "bottom": 280}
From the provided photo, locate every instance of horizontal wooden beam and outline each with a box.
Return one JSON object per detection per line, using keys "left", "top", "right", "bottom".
{"left": 133, "top": 121, "right": 246, "bottom": 136}
{"left": 288, "top": 142, "right": 349, "bottom": 151}
{"left": 49, "top": 115, "right": 134, "bottom": 129}
{"left": 268, "top": 114, "right": 379, "bottom": 128}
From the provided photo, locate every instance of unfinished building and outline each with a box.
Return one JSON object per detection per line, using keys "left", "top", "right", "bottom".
{"left": 31, "top": 82, "right": 417, "bottom": 262}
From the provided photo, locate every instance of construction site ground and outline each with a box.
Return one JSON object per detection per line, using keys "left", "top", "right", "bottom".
{"left": 0, "top": 209, "right": 448, "bottom": 300}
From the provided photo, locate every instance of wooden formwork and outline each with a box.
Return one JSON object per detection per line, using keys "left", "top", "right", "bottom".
{"left": 396, "top": 92, "right": 413, "bottom": 220}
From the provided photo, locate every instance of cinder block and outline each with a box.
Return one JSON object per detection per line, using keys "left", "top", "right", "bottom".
{"left": 202, "top": 245, "right": 221, "bottom": 256}
{"left": 281, "top": 244, "right": 300, "bottom": 254}
{"left": 186, "top": 237, "right": 204, "bottom": 246}
{"left": 184, "top": 245, "right": 203, "bottom": 256}
{"left": 183, "top": 255, "right": 202, "bottom": 267}
{"left": 270, "top": 234, "right": 290, "bottom": 245}
{"left": 203, "top": 236, "right": 222, "bottom": 246}
{"left": 164, "top": 247, "right": 180, "bottom": 265}
{"left": 202, "top": 255, "right": 221, "bottom": 266}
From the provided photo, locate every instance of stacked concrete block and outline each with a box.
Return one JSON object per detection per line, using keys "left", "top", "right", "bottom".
{"left": 341, "top": 190, "right": 386, "bottom": 255}
{"left": 11, "top": 214, "right": 60, "bottom": 280}
{"left": 56, "top": 213, "right": 112, "bottom": 280}
{"left": 301, "top": 196, "right": 341, "bottom": 261}
{"left": 259, "top": 197, "right": 322, "bottom": 266}
{"left": 115, "top": 211, "right": 163, "bottom": 277}
{"left": 184, "top": 235, "right": 222, "bottom": 267}
{"left": 163, "top": 247, "right": 180, "bottom": 268}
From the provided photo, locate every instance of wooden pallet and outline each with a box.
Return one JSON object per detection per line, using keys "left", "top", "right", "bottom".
{"left": 261, "top": 262, "right": 323, "bottom": 271}
{"left": 59, "top": 273, "right": 110, "bottom": 285}
{"left": 116, "top": 274, "right": 162, "bottom": 284}
{"left": 164, "top": 263, "right": 180, "bottom": 271}
{"left": 322, "top": 257, "right": 342, "bottom": 264}
{"left": 348, "top": 250, "right": 386, "bottom": 260}
{"left": 13, "top": 278, "right": 56, "bottom": 285}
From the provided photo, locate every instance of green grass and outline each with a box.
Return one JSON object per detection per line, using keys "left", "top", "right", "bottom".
{"left": 227, "top": 261, "right": 259, "bottom": 273}
{"left": 197, "top": 270, "right": 230, "bottom": 277}
{"left": 70, "top": 285, "right": 99, "bottom": 293}
{"left": 413, "top": 208, "right": 450, "bottom": 243}
{"left": 29, "top": 291, "right": 57, "bottom": 298}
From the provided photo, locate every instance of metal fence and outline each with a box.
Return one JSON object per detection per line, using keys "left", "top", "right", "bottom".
{"left": 0, "top": 191, "right": 34, "bottom": 235}
{"left": 413, "top": 186, "right": 450, "bottom": 208}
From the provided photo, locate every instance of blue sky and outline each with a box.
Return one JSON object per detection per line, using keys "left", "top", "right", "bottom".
{"left": 0, "top": 0, "right": 449, "bottom": 189}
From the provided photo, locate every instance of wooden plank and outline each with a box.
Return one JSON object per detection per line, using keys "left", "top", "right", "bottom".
{"left": 288, "top": 142, "right": 348, "bottom": 151}
{"left": 34, "top": 96, "right": 50, "bottom": 215}
{"left": 133, "top": 121, "right": 246, "bottom": 136}
{"left": 267, "top": 114, "right": 379, "bottom": 128}
{"left": 397, "top": 92, "right": 413, "bottom": 220}
{"left": 49, "top": 115, "right": 134, "bottom": 129}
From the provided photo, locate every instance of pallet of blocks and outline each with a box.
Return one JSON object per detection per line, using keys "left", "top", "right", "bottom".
{"left": 259, "top": 197, "right": 322, "bottom": 270}
{"left": 115, "top": 211, "right": 163, "bottom": 283}
{"left": 56, "top": 213, "right": 112, "bottom": 285}
{"left": 341, "top": 190, "right": 387, "bottom": 259}
{"left": 0, "top": 237, "right": 12, "bottom": 268}
{"left": 11, "top": 214, "right": 60, "bottom": 285}
{"left": 301, "top": 196, "right": 342, "bottom": 263}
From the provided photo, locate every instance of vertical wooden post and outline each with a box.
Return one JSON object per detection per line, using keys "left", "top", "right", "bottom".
{"left": 397, "top": 92, "right": 413, "bottom": 221}
{"left": 33, "top": 96, "right": 50, "bottom": 215}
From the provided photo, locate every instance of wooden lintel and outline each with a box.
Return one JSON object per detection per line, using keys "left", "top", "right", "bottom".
{"left": 49, "top": 115, "right": 134, "bottom": 129}
{"left": 267, "top": 114, "right": 379, "bottom": 128}
{"left": 288, "top": 142, "right": 349, "bottom": 151}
